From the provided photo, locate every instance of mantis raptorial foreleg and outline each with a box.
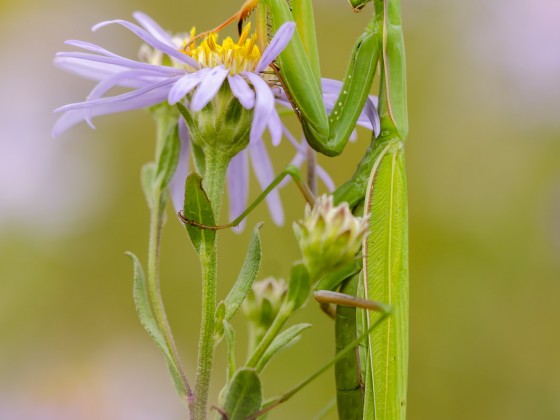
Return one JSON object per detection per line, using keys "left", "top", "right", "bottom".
{"left": 256, "top": 0, "right": 381, "bottom": 157}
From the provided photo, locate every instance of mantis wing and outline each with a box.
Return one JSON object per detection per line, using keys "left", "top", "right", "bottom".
{"left": 362, "top": 140, "right": 408, "bottom": 419}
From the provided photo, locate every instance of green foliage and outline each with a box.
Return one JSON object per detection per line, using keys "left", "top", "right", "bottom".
{"left": 224, "top": 321, "right": 236, "bottom": 381}
{"left": 126, "top": 252, "right": 187, "bottom": 398}
{"left": 223, "top": 368, "right": 262, "bottom": 420}
{"left": 224, "top": 223, "right": 264, "bottom": 321}
{"left": 140, "top": 162, "right": 156, "bottom": 210}
{"left": 155, "top": 122, "right": 181, "bottom": 190}
{"left": 256, "top": 323, "right": 312, "bottom": 373}
{"left": 285, "top": 263, "right": 312, "bottom": 312}
{"left": 315, "top": 260, "right": 362, "bottom": 292}
{"left": 182, "top": 172, "right": 216, "bottom": 255}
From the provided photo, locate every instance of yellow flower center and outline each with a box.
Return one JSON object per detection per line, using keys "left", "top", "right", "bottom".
{"left": 182, "top": 23, "right": 261, "bottom": 75}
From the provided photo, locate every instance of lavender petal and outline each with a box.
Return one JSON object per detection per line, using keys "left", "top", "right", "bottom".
{"left": 54, "top": 77, "right": 178, "bottom": 112}
{"left": 316, "top": 164, "right": 335, "bottom": 192}
{"left": 55, "top": 52, "right": 184, "bottom": 75}
{"left": 228, "top": 74, "right": 255, "bottom": 109}
{"left": 132, "top": 11, "right": 173, "bottom": 46}
{"left": 267, "top": 109, "right": 283, "bottom": 146}
{"left": 256, "top": 22, "right": 296, "bottom": 73}
{"left": 92, "top": 19, "right": 199, "bottom": 69}
{"left": 53, "top": 88, "right": 170, "bottom": 137}
{"left": 321, "top": 77, "right": 380, "bottom": 134}
{"left": 87, "top": 70, "right": 162, "bottom": 101}
{"left": 170, "top": 118, "right": 191, "bottom": 212}
{"left": 64, "top": 40, "right": 120, "bottom": 57}
{"left": 190, "top": 66, "right": 229, "bottom": 111}
{"left": 54, "top": 57, "right": 129, "bottom": 82}
{"left": 227, "top": 150, "right": 249, "bottom": 232}
{"left": 168, "top": 69, "right": 209, "bottom": 105}
{"left": 249, "top": 141, "right": 284, "bottom": 225}
{"left": 244, "top": 72, "right": 274, "bottom": 144}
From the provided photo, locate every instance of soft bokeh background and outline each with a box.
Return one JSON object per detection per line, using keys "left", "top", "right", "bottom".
{"left": 1, "top": 0, "right": 559, "bottom": 418}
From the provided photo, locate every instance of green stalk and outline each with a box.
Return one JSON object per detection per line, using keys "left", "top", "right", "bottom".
{"left": 193, "top": 150, "right": 229, "bottom": 420}
{"left": 245, "top": 304, "right": 292, "bottom": 369}
{"left": 147, "top": 189, "right": 194, "bottom": 413}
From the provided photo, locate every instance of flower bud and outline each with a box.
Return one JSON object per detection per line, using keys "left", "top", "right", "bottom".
{"left": 294, "top": 195, "right": 368, "bottom": 278}
{"left": 243, "top": 277, "right": 288, "bottom": 329}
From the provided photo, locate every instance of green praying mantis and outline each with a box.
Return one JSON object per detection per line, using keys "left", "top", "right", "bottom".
{"left": 179, "top": 0, "right": 409, "bottom": 418}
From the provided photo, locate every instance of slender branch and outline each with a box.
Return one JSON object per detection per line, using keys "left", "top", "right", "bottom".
{"left": 245, "top": 304, "right": 292, "bottom": 369}
{"left": 246, "top": 312, "right": 391, "bottom": 419}
{"left": 147, "top": 189, "right": 194, "bottom": 410}
{"left": 306, "top": 144, "right": 318, "bottom": 196}
{"left": 177, "top": 165, "right": 315, "bottom": 231}
{"left": 193, "top": 151, "right": 228, "bottom": 420}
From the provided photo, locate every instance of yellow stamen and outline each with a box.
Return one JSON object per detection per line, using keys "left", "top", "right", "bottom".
{"left": 184, "top": 24, "right": 262, "bottom": 75}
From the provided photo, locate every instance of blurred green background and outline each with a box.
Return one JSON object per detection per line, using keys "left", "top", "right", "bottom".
{"left": 1, "top": 0, "right": 559, "bottom": 418}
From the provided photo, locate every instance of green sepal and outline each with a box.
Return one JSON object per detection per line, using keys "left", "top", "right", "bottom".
{"left": 126, "top": 252, "right": 187, "bottom": 397}
{"left": 155, "top": 122, "right": 181, "bottom": 190}
{"left": 182, "top": 172, "right": 216, "bottom": 255}
{"left": 141, "top": 162, "right": 156, "bottom": 210}
{"left": 258, "top": 299, "right": 275, "bottom": 328}
{"left": 224, "top": 223, "right": 264, "bottom": 321}
{"left": 315, "top": 260, "right": 362, "bottom": 292}
{"left": 256, "top": 323, "right": 312, "bottom": 373}
{"left": 285, "top": 263, "right": 312, "bottom": 312}
{"left": 223, "top": 368, "right": 262, "bottom": 420}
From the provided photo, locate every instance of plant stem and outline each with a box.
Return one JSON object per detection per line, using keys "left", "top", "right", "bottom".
{"left": 193, "top": 150, "right": 229, "bottom": 420}
{"left": 147, "top": 189, "right": 194, "bottom": 413}
{"left": 193, "top": 236, "right": 217, "bottom": 420}
{"left": 246, "top": 304, "right": 292, "bottom": 369}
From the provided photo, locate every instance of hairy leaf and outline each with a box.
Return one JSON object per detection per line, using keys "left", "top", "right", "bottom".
{"left": 183, "top": 172, "right": 215, "bottom": 255}
{"left": 256, "top": 323, "right": 312, "bottom": 373}
{"left": 126, "top": 252, "right": 187, "bottom": 397}
{"left": 223, "top": 368, "right": 262, "bottom": 420}
{"left": 224, "top": 223, "right": 263, "bottom": 321}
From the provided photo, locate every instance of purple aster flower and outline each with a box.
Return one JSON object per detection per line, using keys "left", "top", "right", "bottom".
{"left": 53, "top": 12, "right": 297, "bottom": 227}
{"left": 218, "top": 79, "right": 380, "bottom": 232}
{"left": 53, "top": 12, "right": 294, "bottom": 144}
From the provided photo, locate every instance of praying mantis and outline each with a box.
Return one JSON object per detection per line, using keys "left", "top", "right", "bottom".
{"left": 182, "top": 0, "right": 408, "bottom": 418}
{"left": 252, "top": 1, "right": 409, "bottom": 417}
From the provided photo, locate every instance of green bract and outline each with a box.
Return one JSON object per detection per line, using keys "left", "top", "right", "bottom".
{"left": 294, "top": 195, "right": 368, "bottom": 279}
{"left": 184, "top": 83, "right": 253, "bottom": 157}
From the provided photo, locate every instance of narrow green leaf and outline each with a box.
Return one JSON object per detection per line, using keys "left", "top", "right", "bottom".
{"left": 362, "top": 141, "right": 408, "bottom": 419}
{"left": 224, "top": 321, "right": 236, "bottom": 381}
{"left": 183, "top": 172, "right": 215, "bottom": 255}
{"left": 141, "top": 162, "right": 156, "bottom": 210}
{"left": 214, "top": 301, "right": 226, "bottom": 341}
{"left": 224, "top": 223, "right": 263, "bottom": 321}
{"left": 155, "top": 123, "right": 180, "bottom": 190}
{"left": 223, "top": 368, "right": 262, "bottom": 420}
{"left": 126, "top": 252, "right": 187, "bottom": 397}
{"left": 177, "top": 102, "right": 206, "bottom": 174}
{"left": 286, "top": 263, "right": 312, "bottom": 312}
{"left": 256, "top": 323, "right": 312, "bottom": 373}
{"left": 315, "top": 260, "right": 361, "bottom": 292}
